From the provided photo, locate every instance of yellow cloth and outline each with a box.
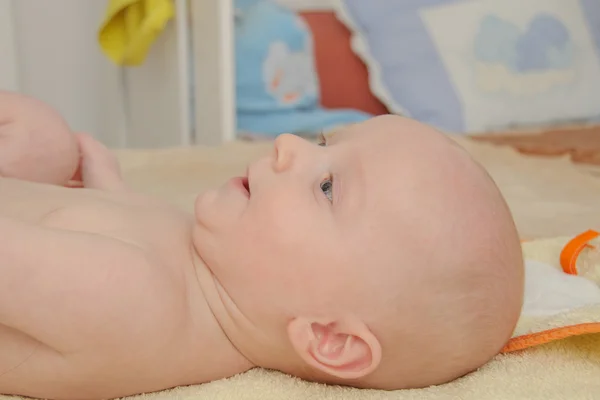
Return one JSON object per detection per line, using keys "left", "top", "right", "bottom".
{"left": 98, "top": 0, "right": 174, "bottom": 66}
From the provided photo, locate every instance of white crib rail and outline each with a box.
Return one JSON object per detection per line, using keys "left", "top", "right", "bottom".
{"left": 2, "top": 0, "right": 234, "bottom": 148}
{"left": 190, "top": 0, "right": 236, "bottom": 146}
{"left": 123, "top": 0, "right": 234, "bottom": 148}
{"left": 0, "top": 0, "right": 19, "bottom": 92}
{"left": 175, "top": 0, "right": 192, "bottom": 146}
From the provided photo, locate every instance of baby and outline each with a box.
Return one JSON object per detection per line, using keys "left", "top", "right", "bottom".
{"left": 0, "top": 93, "right": 524, "bottom": 400}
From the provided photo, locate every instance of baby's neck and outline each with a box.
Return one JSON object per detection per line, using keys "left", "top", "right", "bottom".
{"left": 187, "top": 248, "right": 255, "bottom": 379}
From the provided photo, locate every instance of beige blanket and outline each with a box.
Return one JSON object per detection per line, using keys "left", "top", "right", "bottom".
{"left": 5, "top": 138, "right": 600, "bottom": 399}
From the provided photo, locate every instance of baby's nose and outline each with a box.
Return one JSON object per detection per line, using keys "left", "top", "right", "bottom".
{"left": 272, "top": 133, "right": 309, "bottom": 173}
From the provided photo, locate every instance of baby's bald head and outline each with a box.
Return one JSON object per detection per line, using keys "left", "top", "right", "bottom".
{"left": 196, "top": 115, "right": 524, "bottom": 389}
{"left": 331, "top": 116, "right": 524, "bottom": 389}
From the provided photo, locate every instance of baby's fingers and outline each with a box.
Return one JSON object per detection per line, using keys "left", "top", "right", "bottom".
{"left": 75, "top": 133, "right": 127, "bottom": 191}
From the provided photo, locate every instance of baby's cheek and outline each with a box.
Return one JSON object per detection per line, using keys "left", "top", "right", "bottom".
{"left": 235, "top": 224, "right": 302, "bottom": 280}
{"left": 239, "top": 191, "right": 324, "bottom": 268}
{"left": 255, "top": 193, "right": 312, "bottom": 232}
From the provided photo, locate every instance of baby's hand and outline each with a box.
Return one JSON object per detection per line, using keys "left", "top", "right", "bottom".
{"left": 0, "top": 91, "right": 79, "bottom": 185}
{"left": 68, "top": 133, "right": 128, "bottom": 191}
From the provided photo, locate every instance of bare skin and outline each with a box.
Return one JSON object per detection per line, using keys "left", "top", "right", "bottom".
{"left": 0, "top": 91, "right": 79, "bottom": 185}
{"left": 0, "top": 135, "right": 252, "bottom": 400}
{"left": 0, "top": 111, "right": 524, "bottom": 399}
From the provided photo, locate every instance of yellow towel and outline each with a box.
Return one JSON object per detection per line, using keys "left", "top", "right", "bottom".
{"left": 98, "top": 0, "right": 174, "bottom": 66}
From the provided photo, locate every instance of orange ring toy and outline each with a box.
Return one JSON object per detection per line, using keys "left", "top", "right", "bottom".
{"left": 559, "top": 229, "right": 599, "bottom": 275}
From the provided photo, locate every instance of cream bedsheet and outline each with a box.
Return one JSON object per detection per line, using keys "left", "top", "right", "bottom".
{"left": 5, "top": 138, "right": 600, "bottom": 400}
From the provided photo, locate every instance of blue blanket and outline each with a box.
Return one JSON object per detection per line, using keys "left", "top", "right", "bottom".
{"left": 234, "top": 0, "right": 371, "bottom": 136}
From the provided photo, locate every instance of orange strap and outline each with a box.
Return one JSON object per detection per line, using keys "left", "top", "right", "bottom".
{"left": 502, "top": 322, "right": 600, "bottom": 353}
{"left": 502, "top": 230, "right": 600, "bottom": 353}
{"left": 559, "top": 229, "right": 599, "bottom": 275}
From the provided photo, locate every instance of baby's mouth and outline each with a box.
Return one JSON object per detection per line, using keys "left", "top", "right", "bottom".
{"left": 228, "top": 174, "right": 250, "bottom": 198}
{"left": 244, "top": 165, "right": 252, "bottom": 197}
{"left": 242, "top": 176, "right": 250, "bottom": 196}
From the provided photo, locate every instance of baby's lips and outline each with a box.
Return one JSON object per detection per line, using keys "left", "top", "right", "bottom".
{"left": 245, "top": 163, "right": 254, "bottom": 195}
{"left": 242, "top": 176, "right": 250, "bottom": 196}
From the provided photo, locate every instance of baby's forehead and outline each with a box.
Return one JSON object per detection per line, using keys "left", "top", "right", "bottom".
{"left": 324, "top": 116, "right": 473, "bottom": 197}
{"left": 327, "top": 117, "right": 440, "bottom": 152}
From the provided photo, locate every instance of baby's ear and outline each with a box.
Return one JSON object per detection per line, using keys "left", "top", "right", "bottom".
{"left": 287, "top": 316, "right": 382, "bottom": 381}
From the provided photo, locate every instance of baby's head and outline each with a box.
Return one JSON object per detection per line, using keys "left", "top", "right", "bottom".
{"left": 193, "top": 115, "right": 524, "bottom": 389}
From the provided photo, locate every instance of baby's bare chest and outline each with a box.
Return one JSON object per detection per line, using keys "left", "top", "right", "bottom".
{"left": 0, "top": 182, "right": 211, "bottom": 396}
{"left": 40, "top": 199, "right": 180, "bottom": 246}
{"left": 1, "top": 178, "right": 191, "bottom": 248}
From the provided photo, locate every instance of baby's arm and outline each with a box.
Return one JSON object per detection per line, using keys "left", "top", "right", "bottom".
{"left": 69, "top": 133, "right": 128, "bottom": 191}
{"left": 0, "top": 216, "right": 174, "bottom": 355}
{"left": 0, "top": 216, "right": 184, "bottom": 396}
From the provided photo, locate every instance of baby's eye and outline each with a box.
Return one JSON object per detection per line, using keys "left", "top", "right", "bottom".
{"left": 320, "top": 177, "right": 333, "bottom": 202}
